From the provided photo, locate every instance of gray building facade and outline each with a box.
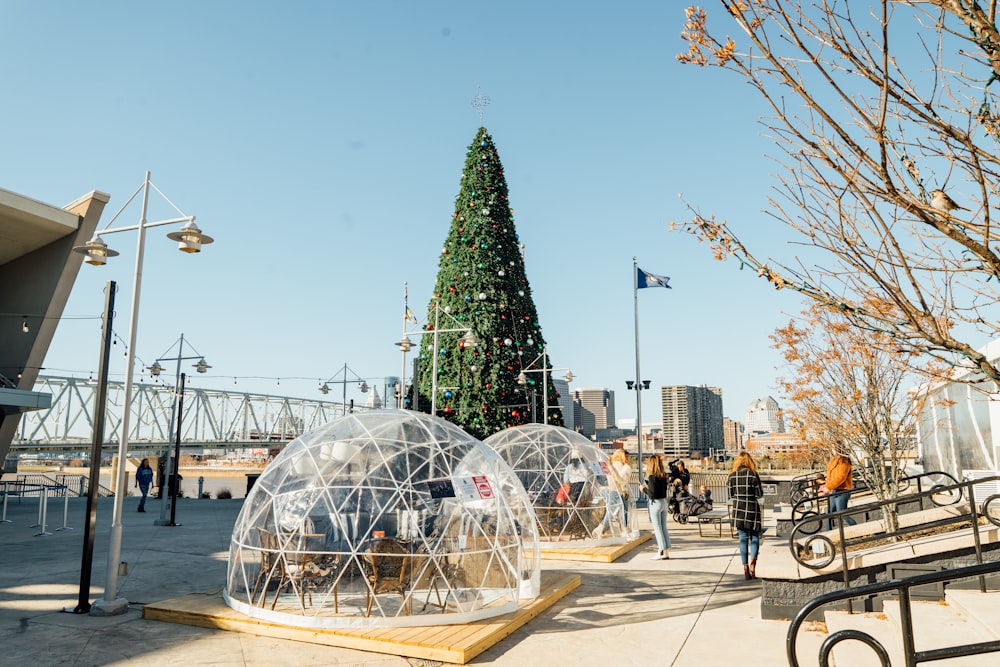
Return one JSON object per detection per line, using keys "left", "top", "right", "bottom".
{"left": 660, "top": 385, "right": 724, "bottom": 458}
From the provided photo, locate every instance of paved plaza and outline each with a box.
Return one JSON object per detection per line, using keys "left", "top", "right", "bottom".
{"left": 0, "top": 493, "right": 824, "bottom": 666}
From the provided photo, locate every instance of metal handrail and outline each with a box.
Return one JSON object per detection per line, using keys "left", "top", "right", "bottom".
{"left": 8, "top": 473, "right": 113, "bottom": 497}
{"left": 788, "top": 477, "right": 1000, "bottom": 604}
{"left": 788, "top": 470, "right": 959, "bottom": 523}
{"left": 786, "top": 558, "right": 1000, "bottom": 667}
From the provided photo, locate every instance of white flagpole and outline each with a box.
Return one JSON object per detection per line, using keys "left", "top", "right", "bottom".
{"left": 399, "top": 282, "right": 408, "bottom": 409}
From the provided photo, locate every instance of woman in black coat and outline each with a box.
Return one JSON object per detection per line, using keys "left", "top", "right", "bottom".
{"left": 727, "top": 450, "right": 763, "bottom": 579}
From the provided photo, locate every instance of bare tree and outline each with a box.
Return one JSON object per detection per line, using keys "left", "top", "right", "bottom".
{"left": 772, "top": 300, "right": 927, "bottom": 529}
{"left": 673, "top": 2, "right": 1000, "bottom": 389}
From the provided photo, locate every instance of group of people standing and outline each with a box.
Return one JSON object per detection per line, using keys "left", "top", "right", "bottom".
{"left": 641, "top": 449, "right": 855, "bottom": 579}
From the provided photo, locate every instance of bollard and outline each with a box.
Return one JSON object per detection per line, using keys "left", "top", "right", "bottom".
{"left": 198, "top": 476, "right": 204, "bottom": 499}
{"left": 34, "top": 486, "right": 52, "bottom": 536}
{"left": 1, "top": 482, "right": 10, "bottom": 524}
{"left": 31, "top": 484, "right": 44, "bottom": 528}
{"left": 56, "top": 486, "right": 72, "bottom": 531}
{"left": 78, "top": 476, "right": 85, "bottom": 497}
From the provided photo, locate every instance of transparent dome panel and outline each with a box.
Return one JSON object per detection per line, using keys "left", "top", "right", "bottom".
{"left": 224, "top": 409, "right": 540, "bottom": 628}
{"left": 485, "top": 424, "right": 629, "bottom": 547}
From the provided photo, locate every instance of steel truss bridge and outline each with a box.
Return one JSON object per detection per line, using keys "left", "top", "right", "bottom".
{"left": 11, "top": 375, "right": 371, "bottom": 455}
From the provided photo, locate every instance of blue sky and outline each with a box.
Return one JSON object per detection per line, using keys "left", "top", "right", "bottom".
{"left": 4, "top": 2, "right": 797, "bottom": 427}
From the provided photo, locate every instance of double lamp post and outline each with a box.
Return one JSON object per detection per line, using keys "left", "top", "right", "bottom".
{"left": 72, "top": 171, "right": 213, "bottom": 616}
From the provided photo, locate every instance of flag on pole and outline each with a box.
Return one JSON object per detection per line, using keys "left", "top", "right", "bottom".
{"left": 405, "top": 306, "right": 418, "bottom": 324}
{"left": 637, "top": 267, "right": 671, "bottom": 289}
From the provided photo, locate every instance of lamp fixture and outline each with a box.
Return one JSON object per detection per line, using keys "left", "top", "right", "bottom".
{"left": 193, "top": 358, "right": 211, "bottom": 373}
{"left": 358, "top": 382, "right": 369, "bottom": 393}
{"left": 395, "top": 335, "right": 413, "bottom": 353}
{"left": 459, "top": 331, "right": 479, "bottom": 348}
{"left": 22, "top": 318, "right": 29, "bottom": 333}
{"left": 147, "top": 361, "right": 164, "bottom": 377}
{"left": 166, "top": 220, "right": 214, "bottom": 253}
{"left": 319, "top": 383, "right": 330, "bottom": 394}
{"left": 73, "top": 234, "right": 120, "bottom": 266}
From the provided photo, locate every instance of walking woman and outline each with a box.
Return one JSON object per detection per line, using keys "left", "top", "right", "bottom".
{"left": 727, "top": 450, "right": 763, "bottom": 579}
{"left": 135, "top": 458, "right": 154, "bottom": 512}
{"left": 643, "top": 454, "right": 671, "bottom": 560}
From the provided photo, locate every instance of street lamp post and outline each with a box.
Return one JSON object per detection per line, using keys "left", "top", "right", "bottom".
{"left": 516, "top": 344, "right": 573, "bottom": 424}
{"left": 394, "top": 337, "right": 412, "bottom": 409}
{"left": 394, "top": 301, "right": 477, "bottom": 415}
{"left": 73, "top": 171, "right": 213, "bottom": 616}
{"left": 319, "top": 363, "right": 368, "bottom": 415}
{"left": 146, "top": 333, "right": 211, "bottom": 526}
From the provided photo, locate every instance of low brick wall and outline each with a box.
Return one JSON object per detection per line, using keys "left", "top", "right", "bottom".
{"left": 761, "top": 540, "right": 1000, "bottom": 620}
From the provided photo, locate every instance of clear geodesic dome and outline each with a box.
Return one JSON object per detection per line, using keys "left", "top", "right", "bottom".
{"left": 224, "top": 409, "right": 540, "bottom": 628}
{"left": 484, "top": 425, "right": 628, "bottom": 547}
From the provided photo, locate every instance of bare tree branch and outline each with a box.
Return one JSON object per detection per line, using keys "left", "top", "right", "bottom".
{"left": 675, "top": 1, "right": 1000, "bottom": 386}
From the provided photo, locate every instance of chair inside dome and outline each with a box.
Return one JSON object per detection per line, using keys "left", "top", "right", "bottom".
{"left": 485, "top": 424, "right": 628, "bottom": 546}
{"left": 224, "top": 410, "right": 540, "bottom": 628}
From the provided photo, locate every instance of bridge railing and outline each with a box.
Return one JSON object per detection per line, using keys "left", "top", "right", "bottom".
{"left": 13, "top": 375, "right": 370, "bottom": 450}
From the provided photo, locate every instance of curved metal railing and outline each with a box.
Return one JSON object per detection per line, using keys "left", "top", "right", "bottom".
{"left": 786, "top": 558, "right": 1000, "bottom": 667}
{"left": 788, "top": 476, "right": 1000, "bottom": 601}
{"left": 788, "top": 470, "right": 959, "bottom": 524}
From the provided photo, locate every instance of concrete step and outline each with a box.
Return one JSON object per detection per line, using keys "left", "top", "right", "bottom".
{"left": 823, "top": 592, "right": 999, "bottom": 667}
{"left": 882, "top": 598, "right": 995, "bottom": 665}
{"left": 946, "top": 588, "right": 1000, "bottom": 639}
{"left": 823, "top": 608, "right": 901, "bottom": 667}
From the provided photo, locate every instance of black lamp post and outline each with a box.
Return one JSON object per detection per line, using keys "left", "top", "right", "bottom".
{"left": 69, "top": 280, "right": 116, "bottom": 614}
{"left": 168, "top": 372, "right": 185, "bottom": 526}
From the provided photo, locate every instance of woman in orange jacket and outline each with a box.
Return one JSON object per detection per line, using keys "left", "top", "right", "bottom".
{"left": 819, "top": 454, "right": 855, "bottom": 529}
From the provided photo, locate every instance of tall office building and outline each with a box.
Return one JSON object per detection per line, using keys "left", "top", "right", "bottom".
{"left": 551, "top": 378, "right": 573, "bottom": 428}
{"left": 660, "top": 385, "right": 724, "bottom": 458}
{"left": 571, "top": 388, "right": 615, "bottom": 438}
{"left": 744, "top": 396, "right": 785, "bottom": 436}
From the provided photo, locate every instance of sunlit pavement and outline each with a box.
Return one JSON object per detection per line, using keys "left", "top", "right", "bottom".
{"left": 0, "top": 495, "right": 822, "bottom": 666}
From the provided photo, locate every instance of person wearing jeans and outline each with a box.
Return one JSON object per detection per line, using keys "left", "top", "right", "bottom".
{"left": 820, "top": 454, "right": 855, "bottom": 530}
{"left": 135, "top": 458, "right": 154, "bottom": 512}
{"left": 728, "top": 450, "right": 763, "bottom": 579}
{"left": 643, "top": 455, "right": 671, "bottom": 560}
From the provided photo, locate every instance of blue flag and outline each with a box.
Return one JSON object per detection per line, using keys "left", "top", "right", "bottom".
{"left": 637, "top": 267, "right": 671, "bottom": 289}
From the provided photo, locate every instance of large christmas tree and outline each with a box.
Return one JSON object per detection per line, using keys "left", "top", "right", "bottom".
{"left": 415, "top": 127, "right": 563, "bottom": 440}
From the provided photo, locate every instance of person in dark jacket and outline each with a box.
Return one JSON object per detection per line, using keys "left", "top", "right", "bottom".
{"left": 727, "top": 450, "right": 764, "bottom": 579}
{"left": 671, "top": 459, "right": 691, "bottom": 492}
{"left": 643, "top": 455, "right": 671, "bottom": 560}
{"left": 135, "top": 458, "right": 154, "bottom": 512}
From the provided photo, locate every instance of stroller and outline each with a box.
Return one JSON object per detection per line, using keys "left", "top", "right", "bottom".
{"left": 671, "top": 485, "right": 713, "bottom": 524}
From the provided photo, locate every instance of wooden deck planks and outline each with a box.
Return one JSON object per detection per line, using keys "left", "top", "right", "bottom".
{"left": 143, "top": 570, "right": 580, "bottom": 664}
{"left": 540, "top": 531, "right": 651, "bottom": 562}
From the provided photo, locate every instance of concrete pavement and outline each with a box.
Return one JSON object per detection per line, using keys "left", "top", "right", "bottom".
{"left": 0, "top": 493, "right": 825, "bottom": 666}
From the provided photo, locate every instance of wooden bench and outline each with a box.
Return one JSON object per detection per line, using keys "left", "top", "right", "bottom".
{"left": 695, "top": 508, "right": 735, "bottom": 538}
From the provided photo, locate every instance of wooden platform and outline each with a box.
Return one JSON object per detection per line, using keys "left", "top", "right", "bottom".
{"left": 143, "top": 570, "right": 580, "bottom": 664}
{"left": 540, "top": 531, "right": 651, "bottom": 562}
